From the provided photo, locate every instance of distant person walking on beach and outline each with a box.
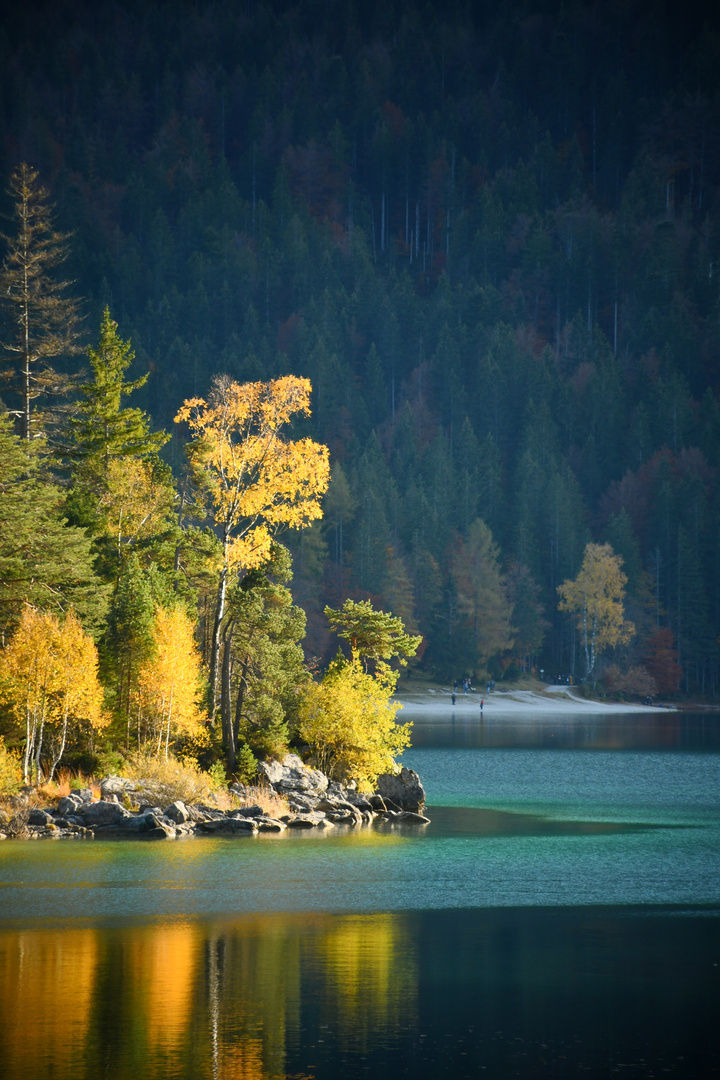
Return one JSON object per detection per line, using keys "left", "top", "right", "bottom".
{"left": 480, "top": 698, "right": 484, "bottom": 715}
{"left": 452, "top": 692, "right": 456, "bottom": 705}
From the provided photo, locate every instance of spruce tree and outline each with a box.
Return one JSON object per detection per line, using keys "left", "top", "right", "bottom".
{"left": 0, "top": 408, "right": 106, "bottom": 639}
{"left": 0, "top": 164, "right": 82, "bottom": 441}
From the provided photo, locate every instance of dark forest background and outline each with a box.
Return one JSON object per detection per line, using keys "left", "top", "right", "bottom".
{"left": 2, "top": 0, "right": 720, "bottom": 693}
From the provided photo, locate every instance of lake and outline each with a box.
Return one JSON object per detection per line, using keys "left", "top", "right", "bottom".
{"left": 1, "top": 710, "right": 719, "bottom": 1078}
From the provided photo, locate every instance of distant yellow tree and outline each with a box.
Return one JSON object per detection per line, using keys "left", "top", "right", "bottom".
{"left": 557, "top": 542, "right": 635, "bottom": 679}
{"left": 0, "top": 607, "right": 106, "bottom": 782}
{"left": 137, "top": 605, "right": 208, "bottom": 758}
{"left": 175, "top": 375, "right": 330, "bottom": 713}
{"left": 298, "top": 653, "right": 411, "bottom": 791}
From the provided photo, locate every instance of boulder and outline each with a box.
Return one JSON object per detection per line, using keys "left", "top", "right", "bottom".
{"left": 186, "top": 804, "right": 225, "bottom": 822}
{"left": 395, "top": 811, "right": 431, "bottom": 825}
{"left": 28, "top": 809, "right": 54, "bottom": 826}
{"left": 100, "top": 776, "right": 133, "bottom": 799}
{"left": 57, "top": 794, "right": 83, "bottom": 816}
{"left": 376, "top": 767, "right": 426, "bottom": 813}
{"left": 258, "top": 754, "right": 328, "bottom": 797}
{"left": 255, "top": 817, "right": 286, "bottom": 832}
{"left": 164, "top": 801, "right": 189, "bottom": 824}
{"left": 80, "top": 800, "right": 131, "bottom": 825}
{"left": 198, "top": 817, "right": 257, "bottom": 834}
{"left": 138, "top": 813, "right": 176, "bottom": 839}
{"left": 286, "top": 811, "right": 328, "bottom": 828}
{"left": 229, "top": 805, "right": 264, "bottom": 819}
{"left": 72, "top": 788, "right": 94, "bottom": 804}
{"left": 343, "top": 791, "right": 374, "bottom": 813}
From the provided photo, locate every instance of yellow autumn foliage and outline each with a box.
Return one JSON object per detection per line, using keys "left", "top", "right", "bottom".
{"left": 175, "top": 375, "right": 330, "bottom": 571}
{"left": 558, "top": 542, "right": 635, "bottom": 678}
{"left": 0, "top": 607, "right": 106, "bottom": 782}
{"left": 137, "top": 605, "right": 209, "bottom": 756}
{"left": 298, "top": 653, "right": 411, "bottom": 791}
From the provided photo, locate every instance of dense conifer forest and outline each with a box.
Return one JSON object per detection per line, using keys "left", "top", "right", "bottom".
{"left": 2, "top": 0, "right": 720, "bottom": 745}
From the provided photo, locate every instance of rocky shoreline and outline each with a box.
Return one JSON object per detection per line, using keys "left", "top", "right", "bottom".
{"left": 0, "top": 755, "right": 429, "bottom": 840}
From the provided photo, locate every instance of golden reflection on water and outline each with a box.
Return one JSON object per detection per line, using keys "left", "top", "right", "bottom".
{"left": 0, "top": 927, "right": 99, "bottom": 1075}
{"left": 0, "top": 912, "right": 417, "bottom": 1080}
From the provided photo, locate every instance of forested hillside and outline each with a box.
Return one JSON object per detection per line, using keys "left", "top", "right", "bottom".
{"left": 2, "top": 0, "right": 720, "bottom": 695}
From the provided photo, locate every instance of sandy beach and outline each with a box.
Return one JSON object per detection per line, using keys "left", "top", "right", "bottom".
{"left": 394, "top": 684, "right": 672, "bottom": 716}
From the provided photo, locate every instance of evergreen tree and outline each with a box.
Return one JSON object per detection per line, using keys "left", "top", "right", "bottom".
{"left": 450, "top": 518, "right": 514, "bottom": 680}
{"left": 0, "top": 164, "right": 82, "bottom": 441}
{"left": 0, "top": 408, "right": 105, "bottom": 638}
{"left": 221, "top": 544, "right": 307, "bottom": 770}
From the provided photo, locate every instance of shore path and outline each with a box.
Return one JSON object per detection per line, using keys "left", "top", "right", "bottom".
{"left": 393, "top": 684, "right": 673, "bottom": 716}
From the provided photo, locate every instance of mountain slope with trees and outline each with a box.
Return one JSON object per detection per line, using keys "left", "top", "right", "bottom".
{"left": 1, "top": 0, "right": 720, "bottom": 711}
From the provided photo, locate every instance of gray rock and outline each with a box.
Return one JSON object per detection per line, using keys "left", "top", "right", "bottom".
{"left": 343, "top": 791, "right": 374, "bottom": 812}
{"left": 229, "top": 805, "right": 264, "bottom": 818}
{"left": 394, "top": 811, "right": 431, "bottom": 824}
{"left": 376, "top": 767, "right": 426, "bottom": 813}
{"left": 57, "top": 794, "right": 83, "bottom": 816}
{"left": 72, "top": 788, "right": 94, "bottom": 804}
{"left": 139, "top": 813, "right": 176, "bottom": 839}
{"left": 100, "top": 776, "right": 133, "bottom": 799}
{"left": 28, "top": 809, "right": 54, "bottom": 826}
{"left": 80, "top": 800, "right": 131, "bottom": 825}
{"left": 164, "top": 801, "right": 189, "bottom": 824}
{"left": 287, "top": 793, "right": 319, "bottom": 812}
{"left": 326, "top": 809, "right": 359, "bottom": 824}
{"left": 286, "top": 811, "right": 327, "bottom": 828}
{"left": 258, "top": 754, "right": 329, "bottom": 797}
{"left": 255, "top": 817, "right": 286, "bottom": 832}
{"left": 198, "top": 817, "right": 257, "bottom": 834}
{"left": 186, "top": 804, "right": 225, "bottom": 822}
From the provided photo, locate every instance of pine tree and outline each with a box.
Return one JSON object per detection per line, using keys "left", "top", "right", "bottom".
{"left": 451, "top": 518, "right": 514, "bottom": 679}
{"left": 221, "top": 544, "right": 307, "bottom": 769}
{"left": 67, "top": 309, "right": 174, "bottom": 567}
{"left": 0, "top": 408, "right": 105, "bottom": 639}
{"left": 0, "top": 164, "right": 82, "bottom": 441}
{"left": 68, "top": 308, "right": 168, "bottom": 489}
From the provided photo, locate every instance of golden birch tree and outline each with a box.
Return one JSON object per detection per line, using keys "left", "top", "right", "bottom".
{"left": 137, "top": 605, "right": 208, "bottom": 758}
{"left": 557, "top": 542, "right": 635, "bottom": 680}
{"left": 175, "top": 375, "right": 330, "bottom": 715}
{"left": 0, "top": 607, "right": 105, "bottom": 782}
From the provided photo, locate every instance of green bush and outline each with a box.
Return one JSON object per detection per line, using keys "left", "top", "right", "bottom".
{"left": 235, "top": 744, "right": 258, "bottom": 784}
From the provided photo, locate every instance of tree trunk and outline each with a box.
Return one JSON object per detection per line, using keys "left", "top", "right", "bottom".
{"left": 234, "top": 657, "right": 250, "bottom": 752}
{"left": 220, "top": 618, "right": 236, "bottom": 770}
{"left": 48, "top": 712, "right": 69, "bottom": 782}
{"left": 209, "top": 544, "right": 230, "bottom": 720}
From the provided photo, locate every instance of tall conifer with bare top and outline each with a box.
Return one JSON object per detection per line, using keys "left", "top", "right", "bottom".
{"left": 0, "top": 163, "right": 81, "bottom": 440}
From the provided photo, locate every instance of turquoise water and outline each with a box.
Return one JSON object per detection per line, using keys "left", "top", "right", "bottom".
{"left": 1, "top": 711, "right": 719, "bottom": 1078}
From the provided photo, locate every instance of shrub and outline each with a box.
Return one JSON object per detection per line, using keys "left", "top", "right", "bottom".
{"left": 123, "top": 752, "right": 218, "bottom": 806}
{"left": 235, "top": 743, "right": 258, "bottom": 784}
{"left": 298, "top": 654, "right": 411, "bottom": 791}
{"left": 0, "top": 738, "right": 22, "bottom": 796}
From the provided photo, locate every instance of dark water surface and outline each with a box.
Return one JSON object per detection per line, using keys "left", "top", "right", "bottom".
{"left": 2, "top": 711, "right": 720, "bottom": 1078}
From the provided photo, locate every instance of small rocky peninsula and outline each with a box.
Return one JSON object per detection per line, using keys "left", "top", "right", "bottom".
{"left": 0, "top": 755, "right": 429, "bottom": 840}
